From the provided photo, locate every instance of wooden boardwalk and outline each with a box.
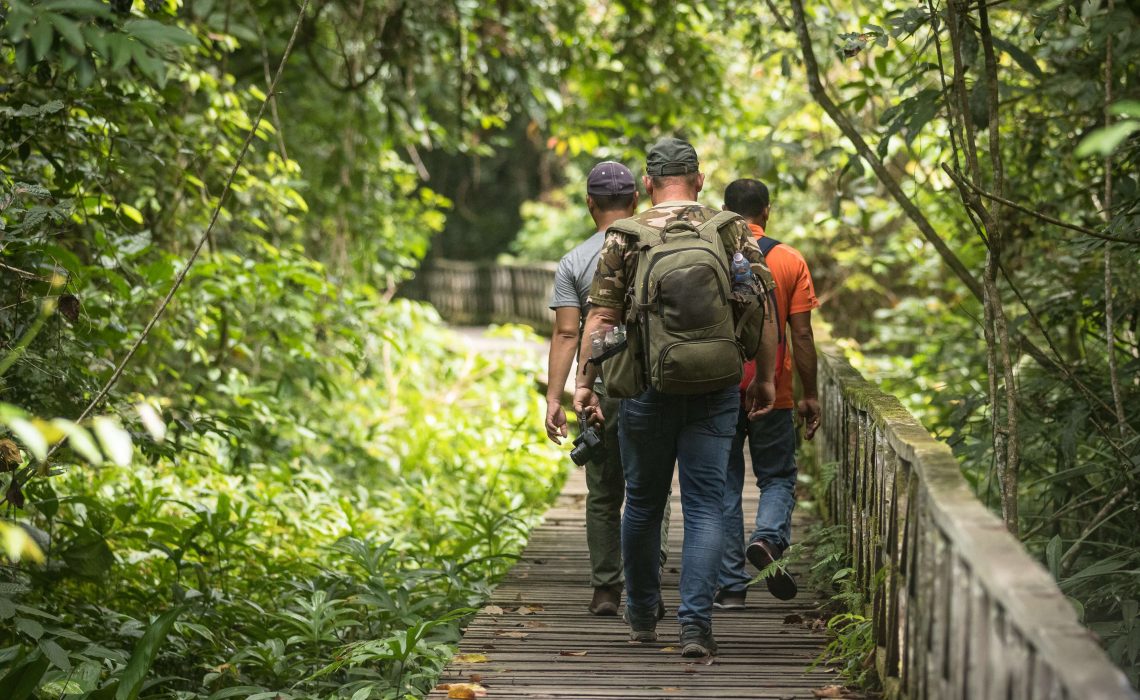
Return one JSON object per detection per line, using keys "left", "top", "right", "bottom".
{"left": 429, "top": 467, "right": 848, "bottom": 700}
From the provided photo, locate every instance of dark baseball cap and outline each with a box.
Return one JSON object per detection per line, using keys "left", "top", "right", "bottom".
{"left": 646, "top": 137, "right": 699, "bottom": 176}
{"left": 586, "top": 161, "right": 636, "bottom": 196}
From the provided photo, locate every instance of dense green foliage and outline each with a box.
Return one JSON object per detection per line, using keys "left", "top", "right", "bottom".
{"left": 0, "top": 0, "right": 566, "bottom": 697}
{"left": 2, "top": 0, "right": 1138, "bottom": 694}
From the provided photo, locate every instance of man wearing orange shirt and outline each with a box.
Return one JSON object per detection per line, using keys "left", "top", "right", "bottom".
{"left": 715, "top": 179, "right": 821, "bottom": 608}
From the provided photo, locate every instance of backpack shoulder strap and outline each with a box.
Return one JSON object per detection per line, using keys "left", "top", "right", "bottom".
{"left": 757, "top": 236, "right": 782, "bottom": 256}
{"left": 696, "top": 210, "right": 744, "bottom": 238}
{"left": 607, "top": 217, "right": 664, "bottom": 248}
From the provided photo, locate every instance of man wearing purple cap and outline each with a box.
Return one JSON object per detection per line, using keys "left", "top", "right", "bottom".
{"left": 545, "top": 161, "right": 670, "bottom": 616}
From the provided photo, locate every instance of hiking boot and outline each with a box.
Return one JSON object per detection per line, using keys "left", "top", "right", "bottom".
{"left": 713, "top": 589, "right": 747, "bottom": 610}
{"left": 623, "top": 608, "right": 658, "bottom": 643}
{"left": 679, "top": 623, "right": 718, "bottom": 658}
{"left": 746, "top": 538, "right": 798, "bottom": 600}
{"left": 588, "top": 585, "right": 621, "bottom": 616}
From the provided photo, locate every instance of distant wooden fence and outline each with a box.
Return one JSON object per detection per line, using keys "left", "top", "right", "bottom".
{"left": 401, "top": 259, "right": 557, "bottom": 330}
{"left": 816, "top": 344, "right": 1136, "bottom": 700}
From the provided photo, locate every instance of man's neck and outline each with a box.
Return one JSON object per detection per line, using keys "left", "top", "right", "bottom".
{"left": 744, "top": 215, "right": 767, "bottom": 229}
{"left": 592, "top": 210, "right": 631, "bottom": 232}
{"left": 651, "top": 186, "right": 699, "bottom": 205}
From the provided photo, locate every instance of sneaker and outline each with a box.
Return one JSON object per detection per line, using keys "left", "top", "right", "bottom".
{"left": 679, "top": 623, "right": 718, "bottom": 657}
{"left": 588, "top": 585, "right": 621, "bottom": 616}
{"left": 746, "top": 538, "right": 798, "bottom": 601}
{"left": 623, "top": 608, "right": 658, "bottom": 643}
{"left": 713, "top": 589, "right": 747, "bottom": 610}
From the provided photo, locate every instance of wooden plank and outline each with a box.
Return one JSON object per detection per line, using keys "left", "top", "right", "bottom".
{"left": 428, "top": 466, "right": 850, "bottom": 699}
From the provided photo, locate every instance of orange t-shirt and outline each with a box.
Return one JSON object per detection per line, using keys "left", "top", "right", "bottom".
{"left": 739, "top": 223, "right": 820, "bottom": 409}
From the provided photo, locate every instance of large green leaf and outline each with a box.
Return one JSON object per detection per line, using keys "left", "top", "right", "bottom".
{"left": 122, "top": 19, "right": 197, "bottom": 48}
{"left": 0, "top": 652, "right": 50, "bottom": 700}
{"left": 61, "top": 529, "right": 114, "bottom": 579}
{"left": 113, "top": 609, "right": 182, "bottom": 700}
{"left": 1075, "top": 121, "right": 1140, "bottom": 158}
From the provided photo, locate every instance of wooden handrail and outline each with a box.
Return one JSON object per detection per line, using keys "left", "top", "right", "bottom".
{"left": 815, "top": 342, "right": 1136, "bottom": 699}
{"left": 401, "top": 259, "right": 558, "bottom": 331}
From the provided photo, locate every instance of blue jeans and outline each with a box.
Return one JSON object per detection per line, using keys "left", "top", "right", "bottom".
{"left": 619, "top": 385, "right": 738, "bottom": 630}
{"left": 718, "top": 408, "right": 798, "bottom": 593}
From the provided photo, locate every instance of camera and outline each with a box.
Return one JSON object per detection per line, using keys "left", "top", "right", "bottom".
{"left": 569, "top": 423, "right": 605, "bottom": 466}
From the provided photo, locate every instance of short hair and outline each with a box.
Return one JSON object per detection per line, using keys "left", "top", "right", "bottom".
{"left": 589, "top": 192, "right": 637, "bottom": 212}
{"left": 649, "top": 172, "right": 701, "bottom": 191}
{"left": 724, "top": 179, "right": 770, "bottom": 219}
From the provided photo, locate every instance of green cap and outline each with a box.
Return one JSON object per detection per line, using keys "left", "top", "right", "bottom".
{"left": 646, "top": 137, "right": 699, "bottom": 176}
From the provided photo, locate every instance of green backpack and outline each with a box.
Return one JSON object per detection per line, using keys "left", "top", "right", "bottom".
{"left": 600, "top": 210, "right": 761, "bottom": 398}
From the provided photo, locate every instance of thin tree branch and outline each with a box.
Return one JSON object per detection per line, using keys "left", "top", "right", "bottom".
{"left": 944, "top": 168, "right": 1140, "bottom": 244}
{"left": 1103, "top": 0, "right": 1126, "bottom": 439}
{"left": 0, "top": 262, "right": 50, "bottom": 281}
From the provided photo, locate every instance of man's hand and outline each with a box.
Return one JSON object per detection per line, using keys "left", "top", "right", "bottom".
{"left": 797, "top": 397, "right": 821, "bottom": 440}
{"left": 745, "top": 379, "right": 775, "bottom": 420}
{"left": 573, "top": 386, "right": 605, "bottom": 427}
{"left": 545, "top": 399, "right": 569, "bottom": 444}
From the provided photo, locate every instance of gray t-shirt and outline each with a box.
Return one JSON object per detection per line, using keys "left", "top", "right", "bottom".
{"left": 549, "top": 231, "right": 606, "bottom": 391}
{"left": 548, "top": 231, "right": 606, "bottom": 312}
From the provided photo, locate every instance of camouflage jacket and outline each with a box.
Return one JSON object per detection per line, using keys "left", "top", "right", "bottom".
{"left": 587, "top": 200, "right": 776, "bottom": 311}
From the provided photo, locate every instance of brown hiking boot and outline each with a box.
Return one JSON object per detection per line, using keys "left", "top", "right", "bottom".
{"left": 746, "top": 538, "right": 798, "bottom": 600}
{"left": 589, "top": 585, "right": 621, "bottom": 616}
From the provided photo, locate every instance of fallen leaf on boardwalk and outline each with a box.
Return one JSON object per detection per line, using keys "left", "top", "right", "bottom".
{"left": 443, "top": 682, "right": 487, "bottom": 698}
{"left": 453, "top": 653, "right": 489, "bottom": 663}
{"left": 684, "top": 667, "right": 699, "bottom": 674}
{"left": 659, "top": 646, "right": 677, "bottom": 652}
{"left": 468, "top": 673, "right": 483, "bottom": 683}
{"left": 558, "top": 650, "right": 588, "bottom": 656}
{"left": 812, "top": 686, "right": 847, "bottom": 698}
{"left": 517, "top": 604, "right": 544, "bottom": 615}
{"left": 523, "top": 620, "right": 550, "bottom": 628}
{"left": 663, "top": 688, "right": 681, "bottom": 693}
{"left": 496, "top": 631, "right": 529, "bottom": 638}
{"left": 783, "top": 613, "right": 804, "bottom": 625}
{"left": 480, "top": 605, "right": 505, "bottom": 615}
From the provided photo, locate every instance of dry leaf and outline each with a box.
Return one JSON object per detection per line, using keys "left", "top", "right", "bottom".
{"left": 558, "top": 650, "right": 588, "bottom": 656}
{"left": 480, "top": 605, "right": 504, "bottom": 615}
{"left": 813, "top": 686, "right": 846, "bottom": 698}
{"left": 663, "top": 688, "right": 681, "bottom": 693}
{"left": 453, "top": 653, "right": 489, "bottom": 663}
{"left": 659, "top": 646, "right": 677, "bottom": 652}
{"left": 468, "top": 673, "right": 483, "bottom": 683}
{"left": 517, "top": 604, "right": 544, "bottom": 615}
{"left": 496, "top": 631, "right": 529, "bottom": 638}
{"left": 523, "top": 620, "right": 550, "bottom": 628}
{"left": 444, "top": 682, "right": 487, "bottom": 698}
{"left": 783, "top": 613, "right": 804, "bottom": 625}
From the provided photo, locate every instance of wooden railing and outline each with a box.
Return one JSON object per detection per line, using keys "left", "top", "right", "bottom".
{"left": 401, "top": 259, "right": 556, "bottom": 331}
{"left": 816, "top": 344, "right": 1136, "bottom": 700}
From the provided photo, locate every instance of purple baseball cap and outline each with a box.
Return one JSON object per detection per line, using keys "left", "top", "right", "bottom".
{"left": 586, "top": 161, "right": 636, "bottom": 196}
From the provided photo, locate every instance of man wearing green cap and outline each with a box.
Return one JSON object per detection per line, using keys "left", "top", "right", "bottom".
{"left": 572, "top": 137, "right": 779, "bottom": 658}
